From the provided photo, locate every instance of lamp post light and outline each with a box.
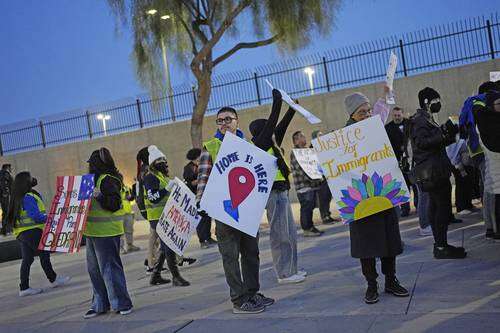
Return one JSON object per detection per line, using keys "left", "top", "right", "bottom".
{"left": 147, "top": 9, "right": 176, "bottom": 120}
{"left": 304, "top": 67, "right": 315, "bottom": 95}
{"left": 96, "top": 114, "right": 111, "bottom": 136}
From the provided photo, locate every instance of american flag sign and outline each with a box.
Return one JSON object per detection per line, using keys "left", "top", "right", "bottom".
{"left": 38, "top": 174, "right": 95, "bottom": 253}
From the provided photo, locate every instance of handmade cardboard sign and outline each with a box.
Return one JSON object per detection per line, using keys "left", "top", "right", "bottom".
{"left": 156, "top": 177, "right": 200, "bottom": 256}
{"left": 312, "top": 115, "right": 409, "bottom": 224}
{"left": 292, "top": 148, "right": 323, "bottom": 180}
{"left": 39, "top": 174, "right": 94, "bottom": 253}
{"left": 200, "top": 132, "right": 277, "bottom": 237}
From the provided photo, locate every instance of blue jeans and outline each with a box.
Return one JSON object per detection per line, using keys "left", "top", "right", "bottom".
{"left": 86, "top": 236, "right": 132, "bottom": 313}
{"left": 297, "top": 190, "right": 317, "bottom": 231}
{"left": 417, "top": 185, "right": 430, "bottom": 229}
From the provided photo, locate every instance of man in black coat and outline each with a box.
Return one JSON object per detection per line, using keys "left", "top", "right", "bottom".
{"left": 385, "top": 107, "right": 412, "bottom": 216}
{"left": 343, "top": 89, "right": 409, "bottom": 305}
{"left": 0, "top": 164, "right": 13, "bottom": 233}
{"left": 409, "top": 87, "right": 466, "bottom": 259}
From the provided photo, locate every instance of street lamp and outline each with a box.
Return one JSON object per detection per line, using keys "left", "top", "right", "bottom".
{"left": 146, "top": 8, "right": 176, "bottom": 120}
{"left": 96, "top": 114, "right": 111, "bottom": 136}
{"left": 304, "top": 67, "right": 315, "bottom": 95}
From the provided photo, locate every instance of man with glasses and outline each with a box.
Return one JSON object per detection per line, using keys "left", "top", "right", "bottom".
{"left": 196, "top": 107, "right": 274, "bottom": 314}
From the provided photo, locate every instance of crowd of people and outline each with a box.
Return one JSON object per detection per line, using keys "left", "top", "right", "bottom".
{"left": 0, "top": 78, "right": 499, "bottom": 316}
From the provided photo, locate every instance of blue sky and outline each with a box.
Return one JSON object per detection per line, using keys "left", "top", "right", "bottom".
{"left": 0, "top": 0, "right": 498, "bottom": 125}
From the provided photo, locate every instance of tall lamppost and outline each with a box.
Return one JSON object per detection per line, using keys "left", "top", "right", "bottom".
{"left": 96, "top": 114, "right": 111, "bottom": 136}
{"left": 304, "top": 67, "right": 315, "bottom": 95}
{"left": 147, "top": 9, "right": 176, "bottom": 121}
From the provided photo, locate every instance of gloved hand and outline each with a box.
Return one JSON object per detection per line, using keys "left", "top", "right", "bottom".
{"left": 196, "top": 202, "right": 208, "bottom": 218}
{"left": 442, "top": 119, "right": 459, "bottom": 137}
{"left": 272, "top": 88, "right": 282, "bottom": 101}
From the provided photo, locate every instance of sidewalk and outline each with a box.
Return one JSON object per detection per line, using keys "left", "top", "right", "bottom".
{"left": 0, "top": 203, "right": 498, "bottom": 333}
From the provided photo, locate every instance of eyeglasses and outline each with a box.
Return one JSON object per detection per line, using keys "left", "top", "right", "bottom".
{"left": 355, "top": 108, "right": 372, "bottom": 117}
{"left": 216, "top": 116, "right": 237, "bottom": 125}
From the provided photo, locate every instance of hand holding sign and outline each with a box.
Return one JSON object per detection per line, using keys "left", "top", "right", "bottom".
{"left": 265, "top": 79, "right": 321, "bottom": 124}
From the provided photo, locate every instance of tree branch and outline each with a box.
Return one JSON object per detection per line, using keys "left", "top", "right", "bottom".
{"left": 213, "top": 34, "right": 281, "bottom": 67}
{"left": 176, "top": 15, "right": 199, "bottom": 57}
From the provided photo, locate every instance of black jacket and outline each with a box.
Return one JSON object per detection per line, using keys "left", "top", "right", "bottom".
{"left": 385, "top": 119, "right": 410, "bottom": 162}
{"left": 409, "top": 109, "right": 453, "bottom": 186}
{"left": 0, "top": 170, "right": 12, "bottom": 198}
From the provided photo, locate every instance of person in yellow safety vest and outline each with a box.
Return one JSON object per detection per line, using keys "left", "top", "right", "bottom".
{"left": 196, "top": 106, "right": 275, "bottom": 314}
{"left": 3, "top": 172, "right": 70, "bottom": 297}
{"left": 83, "top": 147, "right": 133, "bottom": 319}
{"left": 120, "top": 185, "right": 140, "bottom": 254}
{"left": 249, "top": 89, "right": 307, "bottom": 285}
{"left": 143, "top": 145, "right": 190, "bottom": 287}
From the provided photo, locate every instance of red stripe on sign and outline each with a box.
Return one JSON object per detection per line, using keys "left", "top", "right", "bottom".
{"left": 69, "top": 194, "right": 87, "bottom": 253}
{"left": 51, "top": 176, "right": 75, "bottom": 252}
{"left": 39, "top": 176, "right": 65, "bottom": 251}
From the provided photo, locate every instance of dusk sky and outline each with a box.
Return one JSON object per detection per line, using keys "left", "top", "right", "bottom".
{"left": 0, "top": 0, "right": 498, "bottom": 126}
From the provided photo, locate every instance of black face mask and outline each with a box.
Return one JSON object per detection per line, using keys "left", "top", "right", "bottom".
{"left": 154, "top": 162, "right": 169, "bottom": 175}
{"left": 31, "top": 177, "right": 38, "bottom": 188}
{"left": 429, "top": 102, "right": 441, "bottom": 113}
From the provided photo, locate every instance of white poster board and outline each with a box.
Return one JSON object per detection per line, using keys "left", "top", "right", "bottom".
{"left": 385, "top": 51, "right": 397, "bottom": 105}
{"left": 156, "top": 177, "right": 200, "bottom": 256}
{"left": 200, "top": 132, "right": 277, "bottom": 237}
{"left": 311, "top": 115, "right": 409, "bottom": 224}
{"left": 292, "top": 148, "right": 323, "bottom": 180}
{"left": 265, "top": 80, "right": 322, "bottom": 124}
{"left": 490, "top": 71, "right": 500, "bottom": 81}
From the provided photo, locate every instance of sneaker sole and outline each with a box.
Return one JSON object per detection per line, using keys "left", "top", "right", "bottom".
{"left": 278, "top": 279, "right": 305, "bottom": 284}
{"left": 364, "top": 297, "right": 379, "bottom": 304}
{"left": 385, "top": 289, "right": 409, "bottom": 297}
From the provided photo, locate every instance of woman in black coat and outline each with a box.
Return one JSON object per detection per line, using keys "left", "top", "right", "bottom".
{"left": 343, "top": 89, "right": 408, "bottom": 304}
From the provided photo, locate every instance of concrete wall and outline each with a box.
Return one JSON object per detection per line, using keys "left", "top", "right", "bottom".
{"left": 1, "top": 59, "right": 499, "bottom": 203}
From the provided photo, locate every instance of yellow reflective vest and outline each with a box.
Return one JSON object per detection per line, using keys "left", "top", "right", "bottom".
{"left": 84, "top": 174, "right": 126, "bottom": 237}
{"left": 14, "top": 192, "right": 46, "bottom": 237}
{"left": 144, "top": 171, "right": 170, "bottom": 222}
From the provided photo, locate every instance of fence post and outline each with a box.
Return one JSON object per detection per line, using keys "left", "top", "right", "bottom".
{"left": 322, "top": 57, "right": 331, "bottom": 92}
{"left": 86, "top": 111, "right": 93, "bottom": 139}
{"left": 191, "top": 85, "right": 197, "bottom": 104}
{"left": 254, "top": 72, "right": 261, "bottom": 105}
{"left": 486, "top": 20, "right": 495, "bottom": 59}
{"left": 136, "top": 99, "right": 144, "bottom": 128}
{"left": 39, "top": 121, "right": 46, "bottom": 148}
{"left": 399, "top": 39, "right": 408, "bottom": 77}
{"left": 0, "top": 133, "right": 3, "bottom": 156}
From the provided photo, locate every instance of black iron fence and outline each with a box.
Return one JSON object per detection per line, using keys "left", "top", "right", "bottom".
{"left": 1, "top": 14, "right": 499, "bottom": 155}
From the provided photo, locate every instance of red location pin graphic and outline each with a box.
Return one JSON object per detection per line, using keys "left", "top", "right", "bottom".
{"left": 228, "top": 167, "right": 255, "bottom": 209}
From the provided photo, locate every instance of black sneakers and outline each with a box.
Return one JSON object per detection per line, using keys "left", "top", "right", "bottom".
{"left": 233, "top": 301, "right": 265, "bottom": 314}
{"left": 433, "top": 244, "right": 467, "bottom": 259}
{"left": 385, "top": 278, "right": 409, "bottom": 297}
{"left": 486, "top": 229, "right": 494, "bottom": 239}
{"left": 364, "top": 283, "right": 379, "bottom": 304}
{"left": 150, "top": 273, "right": 171, "bottom": 285}
{"left": 178, "top": 257, "right": 197, "bottom": 266}
{"left": 172, "top": 276, "right": 190, "bottom": 287}
{"left": 251, "top": 293, "right": 275, "bottom": 307}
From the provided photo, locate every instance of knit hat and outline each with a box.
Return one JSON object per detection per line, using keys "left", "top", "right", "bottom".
{"left": 418, "top": 87, "right": 440, "bottom": 109}
{"left": 186, "top": 148, "right": 201, "bottom": 161}
{"left": 148, "top": 145, "right": 166, "bottom": 165}
{"left": 249, "top": 119, "right": 267, "bottom": 137}
{"left": 344, "top": 92, "right": 370, "bottom": 116}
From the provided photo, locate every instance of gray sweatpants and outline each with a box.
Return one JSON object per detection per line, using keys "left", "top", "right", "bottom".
{"left": 120, "top": 214, "right": 135, "bottom": 250}
{"left": 479, "top": 159, "right": 496, "bottom": 232}
{"left": 266, "top": 189, "right": 298, "bottom": 279}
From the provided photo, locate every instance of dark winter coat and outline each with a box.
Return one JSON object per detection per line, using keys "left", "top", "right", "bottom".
{"left": 345, "top": 117, "right": 403, "bottom": 259}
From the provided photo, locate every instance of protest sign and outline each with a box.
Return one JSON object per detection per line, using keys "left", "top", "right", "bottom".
{"left": 490, "top": 71, "right": 500, "bottom": 81}
{"left": 200, "top": 132, "right": 277, "bottom": 237}
{"left": 385, "top": 51, "right": 398, "bottom": 105}
{"left": 265, "top": 79, "right": 322, "bottom": 124}
{"left": 39, "top": 174, "right": 94, "bottom": 253}
{"left": 312, "top": 115, "right": 409, "bottom": 224}
{"left": 292, "top": 148, "right": 323, "bottom": 180}
{"left": 156, "top": 177, "right": 200, "bottom": 256}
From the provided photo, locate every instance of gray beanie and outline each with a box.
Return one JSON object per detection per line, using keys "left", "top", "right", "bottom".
{"left": 344, "top": 92, "right": 370, "bottom": 116}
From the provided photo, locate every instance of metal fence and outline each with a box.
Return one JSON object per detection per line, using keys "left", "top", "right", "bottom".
{"left": 1, "top": 13, "right": 499, "bottom": 155}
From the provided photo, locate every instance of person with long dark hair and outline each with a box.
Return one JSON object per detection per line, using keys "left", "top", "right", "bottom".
{"left": 83, "top": 147, "right": 133, "bottom": 319}
{"left": 4, "top": 171, "right": 70, "bottom": 297}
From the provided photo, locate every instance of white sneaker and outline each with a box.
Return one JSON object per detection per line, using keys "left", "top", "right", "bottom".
{"left": 19, "top": 288, "right": 43, "bottom": 297}
{"left": 297, "top": 270, "right": 307, "bottom": 277}
{"left": 278, "top": 274, "right": 306, "bottom": 284}
{"left": 420, "top": 226, "right": 432, "bottom": 236}
{"left": 457, "top": 209, "right": 472, "bottom": 216}
{"left": 50, "top": 276, "right": 71, "bottom": 288}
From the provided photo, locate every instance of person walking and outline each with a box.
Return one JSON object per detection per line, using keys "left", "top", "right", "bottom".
{"left": 144, "top": 145, "right": 190, "bottom": 287}
{"left": 3, "top": 172, "right": 70, "bottom": 297}
{"left": 184, "top": 148, "right": 216, "bottom": 249}
{"left": 343, "top": 86, "right": 409, "bottom": 304}
{"left": 83, "top": 147, "right": 133, "bottom": 318}
{"left": 290, "top": 130, "right": 324, "bottom": 237}
{"left": 249, "top": 89, "right": 306, "bottom": 285}
{"left": 409, "top": 87, "right": 466, "bottom": 259}
{"left": 197, "top": 106, "right": 274, "bottom": 314}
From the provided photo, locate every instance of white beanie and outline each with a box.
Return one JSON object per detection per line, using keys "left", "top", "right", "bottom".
{"left": 148, "top": 145, "right": 166, "bottom": 165}
{"left": 344, "top": 92, "right": 370, "bottom": 116}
